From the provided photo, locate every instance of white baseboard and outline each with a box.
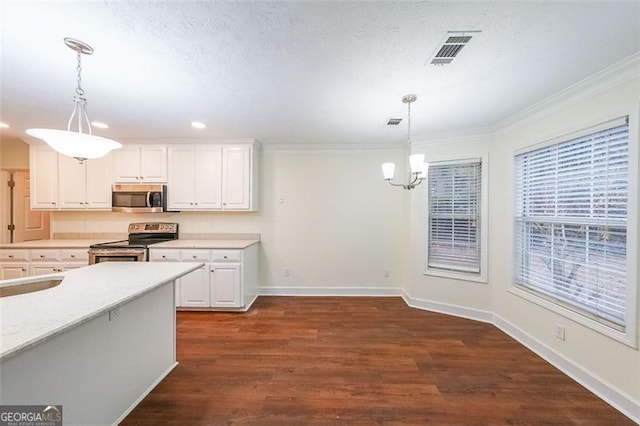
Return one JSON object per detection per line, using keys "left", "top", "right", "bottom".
{"left": 258, "top": 286, "right": 402, "bottom": 297}
{"left": 493, "top": 315, "right": 640, "bottom": 424}
{"left": 400, "top": 289, "right": 494, "bottom": 323}
{"left": 113, "top": 362, "right": 178, "bottom": 426}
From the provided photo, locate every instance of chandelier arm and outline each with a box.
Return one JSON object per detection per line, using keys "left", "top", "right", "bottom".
{"left": 386, "top": 180, "right": 406, "bottom": 188}
{"left": 80, "top": 101, "right": 93, "bottom": 135}
{"left": 67, "top": 100, "right": 79, "bottom": 132}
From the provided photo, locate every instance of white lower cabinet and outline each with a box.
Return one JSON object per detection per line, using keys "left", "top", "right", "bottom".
{"left": 149, "top": 244, "right": 258, "bottom": 311}
{"left": 0, "top": 263, "right": 30, "bottom": 280}
{"left": 210, "top": 263, "right": 241, "bottom": 306}
{"left": 180, "top": 265, "right": 210, "bottom": 307}
{"left": 0, "top": 247, "right": 89, "bottom": 278}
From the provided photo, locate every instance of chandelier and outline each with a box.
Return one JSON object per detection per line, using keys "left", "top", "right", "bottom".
{"left": 26, "top": 38, "right": 122, "bottom": 163}
{"left": 382, "top": 94, "right": 427, "bottom": 190}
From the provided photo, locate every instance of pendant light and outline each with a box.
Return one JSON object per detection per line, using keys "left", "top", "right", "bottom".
{"left": 26, "top": 38, "right": 122, "bottom": 163}
{"left": 381, "top": 94, "right": 427, "bottom": 190}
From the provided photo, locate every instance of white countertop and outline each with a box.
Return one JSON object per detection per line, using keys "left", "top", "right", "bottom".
{"left": 0, "top": 262, "right": 202, "bottom": 361}
{"left": 151, "top": 239, "right": 260, "bottom": 249}
{"left": 0, "top": 239, "right": 111, "bottom": 249}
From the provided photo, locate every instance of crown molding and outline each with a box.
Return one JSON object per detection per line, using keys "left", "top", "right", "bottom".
{"left": 262, "top": 142, "right": 402, "bottom": 153}
{"left": 495, "top": 51, "right": 640, "bottom": 136}
{"left": 409, "top": 51, "right": 640, "bottom": 147}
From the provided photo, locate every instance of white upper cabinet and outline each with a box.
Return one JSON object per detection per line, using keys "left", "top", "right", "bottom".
{"left": 58, "top": 154, "right": 113, "bottom": 209}
{"left": 167, "top": 142, "right": 258, "bottom": 211}
{"left": 114, "top": 145, "right": 167, "bottom": 182}
{"left": 30, "top": 145, "right": 59, "bottom": 209}
{"left": 222, "top": 146, "right": 251, "bottom": 210}
{"left": 30, "top": 143, "right": 113, "bottom": 210}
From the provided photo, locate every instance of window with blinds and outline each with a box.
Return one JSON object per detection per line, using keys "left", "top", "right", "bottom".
{"left": 514, "top": 118, "right": 629, "bottom": 330}
{"left": 427, "top": 159, "right": 482, "bottom": 275}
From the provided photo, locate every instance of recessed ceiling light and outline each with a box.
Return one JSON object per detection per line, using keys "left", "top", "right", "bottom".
{"left": 91, "top": 121, "right": 109, "bottom": 129}
{"left": 191, "top": 121, "right": 206, "bottom": 129}
{"left": 0, "top": 122, "right": 10, "bottom": 128}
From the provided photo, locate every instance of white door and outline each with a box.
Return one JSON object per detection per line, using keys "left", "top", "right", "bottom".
{"left": 12, "top": 171, "right": 50, "bottom": 242}
{"left": 114, "top": 146, "right": 142, "bottom": 182}
{"left": 85, "top": 154, "right": 114, "bottom": 209}
{"left": 58, "top": 156, "right": 87, "bottom": 209}
{"left": 210, "top": 264, "right": 241, "bottom": 307}
{"left": 30, "top": 146, "right": 59, "bottom": 208}
{"left": 195, "top": 146, "right": 222, "bottom": 209}
{"left": 167, "top": 146, "right": 196, "bottom": 210}
{"left": 140, "top": 146, "right": 167, "bottom": 182}
{"left": 0, "top": 263, "right": 29, "bottom": 280}
{"left": 179, "top": 266, "right": 210, "bottom": 307}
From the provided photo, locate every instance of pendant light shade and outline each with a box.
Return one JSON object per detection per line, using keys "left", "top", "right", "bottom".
{"left": 26, "top": 38, "right": 122, "bottom": 163}
{"left": 26, "top": 128, "right": 122, "bottom": 160}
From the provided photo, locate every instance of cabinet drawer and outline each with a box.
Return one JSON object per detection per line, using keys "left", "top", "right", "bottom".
{"left": 181, "top": 249, "right": 210, "bottom": 262}
{"left": 149, "top": 249, "right": 181, "bottom": 262}
{"left": 211, "top": 249, "right": 242, "bottom": 262}
{"left": 30, "top": 249, "right": 62, "bottom": 262}
{"left": 61, "top": 249, "right": 89, "bottom": 262}
{"left": 0, "top": 249, "right": 30, "bottom": 262}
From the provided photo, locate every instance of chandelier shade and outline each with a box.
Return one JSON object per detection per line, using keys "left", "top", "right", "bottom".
{"left": 26, "top": 37, "right": 122, "bottom": 163}
{"left": 381, "top": 94, "right": 428, "bottom": 190}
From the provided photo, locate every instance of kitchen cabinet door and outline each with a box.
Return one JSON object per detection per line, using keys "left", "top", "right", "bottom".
{"left": 221, "top": 146, "right": 251, "bottom": 210}
{"left": 30, "top": 145, "right": 59, "bottom": 209}
{"left": 85, "top": 154, "right": 114, "bottom": 209}
{"left": 140, "top": 146, "right": 168, "bottom": 182}
{"left": 115, "top": 145, "right": 167, "bottom": 183}
{"left": 58, "top": 155, "right": 87, "bottom": 209}
{"left": 114, "top": 146, "right": 141, "bottom": 182}
{"left": 195, "top": 146, "right": 222, "bottom": 209}
{"left": 30, "top": 263, "right": 63, "bottom": 276}
{"left": 167, "top": 146, "right": 196, "bottom": 210}
{"left": 0, "top": 263, "right": 29, "bottom": 280}
{"left": 210, "top": 263, "right": 241, "bottom": 307}
{"left": 179, "top": 266, "right": 210, "bottom": 307}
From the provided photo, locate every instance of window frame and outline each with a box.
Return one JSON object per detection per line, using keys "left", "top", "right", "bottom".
{"left": 510, "top": 112, "right": 638, "bottom": 348}
{"left": 424, "top": 154, "right": 489, "bottom": 284}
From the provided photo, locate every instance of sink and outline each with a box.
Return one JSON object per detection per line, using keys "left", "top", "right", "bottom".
{"left": 0, "top": 277, "right": 63, "bottom": 298}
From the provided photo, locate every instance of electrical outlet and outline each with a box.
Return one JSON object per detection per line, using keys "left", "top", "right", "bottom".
{"left": 555, "top": 324, "right": 565, "bottom": 341}
{"left": 384, "top": 270, "right": 390, "bottom": 278}
{"left": 284, "top": 268, "right": 290, "bottom": 277}
{"left": 109, "top": 308, "right": 120, "bottom": 321}
{"left": 278, "top": 195, "right": 286, "bottom": 204}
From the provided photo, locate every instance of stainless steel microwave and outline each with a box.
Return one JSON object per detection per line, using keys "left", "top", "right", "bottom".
{"left": 112, "top": 184, "right": 167, "bottom": 213}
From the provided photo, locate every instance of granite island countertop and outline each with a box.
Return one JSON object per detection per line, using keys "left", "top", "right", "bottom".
{"left": 0, "top": 262, "right": 203, "bottom": 361}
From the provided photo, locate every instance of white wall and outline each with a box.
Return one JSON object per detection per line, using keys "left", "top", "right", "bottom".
{"left": 403, "top": 73, "right": 640, "bottom": 415}
{"left": 490, "top": 78, "right": 640, "bottom": 405}
{"left": 0, "top": 137, "right": 29, "bottom": 169}
{"left": 52, "top": 149, "right": 408, "bottom": 293}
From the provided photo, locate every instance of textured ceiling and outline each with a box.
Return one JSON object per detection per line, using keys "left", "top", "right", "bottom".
{"left": 1, "top": 1, "right": 639, "bottom": 147}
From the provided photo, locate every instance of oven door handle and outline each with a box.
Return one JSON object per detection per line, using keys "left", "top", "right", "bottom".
{"left": 146, "top": 191, "right": 152, "bottom": 208}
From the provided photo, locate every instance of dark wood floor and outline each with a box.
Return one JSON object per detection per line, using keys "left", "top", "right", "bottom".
{"left": 122, "top": 297, "right": 633, "bottom": 425}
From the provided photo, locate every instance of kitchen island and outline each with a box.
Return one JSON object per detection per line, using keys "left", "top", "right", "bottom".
{"left": 0, "top": 261, "right": 202, "bottom": 425}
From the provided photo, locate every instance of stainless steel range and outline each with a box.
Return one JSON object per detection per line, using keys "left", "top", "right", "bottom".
{"left": 88, "top": 222, "right": 179, "bottom": 264}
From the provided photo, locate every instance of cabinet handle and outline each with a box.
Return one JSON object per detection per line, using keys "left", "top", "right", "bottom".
{"left": 211, "top": 270, "right": 215, "bottom": 273}
{"left": 162, "top": 255, "right": 166, "bottom": 259}
{"left": 70, "top": 254, "right": 75, "bottom": 258}
{"left": 193, "top": 255, "right": 197, "bottom": 259}
{"left": 51, "top": 202, "right": 56, "bottom": 205}
{"left": 8, "top": 255, "right": 13, "bottom": 259}
{"left": 21, "top": 268, "right": 26, "bottom": 272}
{"left": 40, "top": 255, "right": 45, "bottom": 258}
{"left": 223, "top": 255, "right": 228, "bottom": 259}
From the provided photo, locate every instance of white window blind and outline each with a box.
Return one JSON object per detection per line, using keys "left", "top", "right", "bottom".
{"left": 427, "top": 160, "right": 482, "bottom": 274}
{"left": 514, "top": 120, "right": 629, "bottom": 330}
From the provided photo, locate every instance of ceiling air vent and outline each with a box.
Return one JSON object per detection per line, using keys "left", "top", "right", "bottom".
{"left": 428, "top": 31, "right": 481, "bottom": 66}
{"left": 387, "top": 118, "right": 402, "bottom": 126}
